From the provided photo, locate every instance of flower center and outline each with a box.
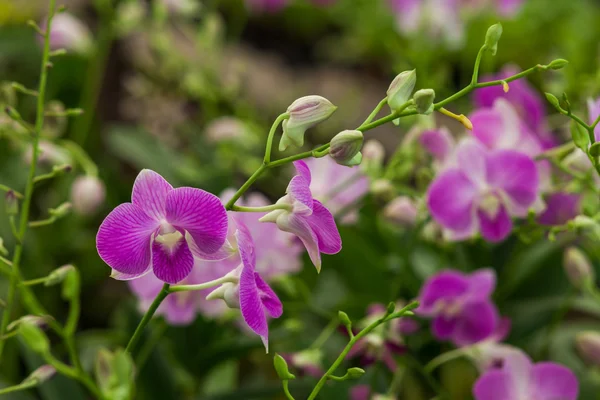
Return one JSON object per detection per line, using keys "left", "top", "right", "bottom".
{"left": 478, "top": 192, "right": 501, "bottom": 219}
{"left": 155, "top": 228, "right": 184, "bottom": 252}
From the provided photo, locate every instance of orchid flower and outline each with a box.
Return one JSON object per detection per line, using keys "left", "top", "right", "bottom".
{"left": 260, "top": 160, "right": 342, "bottom": 271}
{"left": 96, "top": 169, "right": 228, "bottom": 284}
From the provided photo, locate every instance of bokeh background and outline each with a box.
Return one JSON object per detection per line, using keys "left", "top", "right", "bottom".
{"left": 1, "top": 0, "right": 600, "bottom": 398}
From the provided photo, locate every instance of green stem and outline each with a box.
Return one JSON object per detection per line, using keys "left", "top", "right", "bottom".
{"left": 424, "top": 348, "right": 467, "bottom": 373}
{"left": 0, "top": 185, "right": 23, "bottom": 198}
{"left": 306, "top": 302, "right": 418, "bottom": 400}
{"left": 471, "top": 45, "right": 487, "bottom": 85}
{"left": 168, "top": 276, "right": 236, "bottom": 293}
{"left": 264, "top": 113, "right": 290, "bottom": 164}
{"left": 231, "top": 204, "right": 291, "bottom": 213}
{"left": 43, "top": 351, "right": 103, "bottom": 399}
{"left": 0, "top": 0, "right": 56, "bottom": 361}
{"left": 282, "top": 380, "right": 295, "bottom": 400}
{"left": 125, "top": 284, "right": 170, "bottom": 354}
{"left": 224, "top": 164, "right": 268, "bottom": 210}
{"left": 592, "top": 114, "right": 600, "bottom": 130}
{"left": 0, "top": 381, "right": 37, "bottom": 395}
{"left": 60, "top": 140, "right": 98, "bottom": 176}
{"left": 309, "top": 317, "right": 339, "bottom": 349}
{"left": 359, "top": 97, "right": 387, "bottom": 128}
{"left": 21, "top": 277, "right": 48, "bottom": 286}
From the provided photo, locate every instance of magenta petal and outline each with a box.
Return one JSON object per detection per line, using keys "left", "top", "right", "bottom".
{"left": 453, "top": 301, "right": 498, "bottom": 346}
{"left": 349, "top": 385, "right": 371, "bottom": 400}
{"left": 281, "top": 214, "right": 321, "bottom": 270}
{"left": 96, "top": 203, "right": 158, "bottom": 278}
{"left": 466, "top": 268, "right": 497, "bottom": 302}
{"left": 235, "top": 218, "right": 256, "bottom": 271}
{"left": 530, "top": 363, "right": 579, "bottom": 400}
{"left": 497, "top": 0, "right": 523, "bottom": 16}
{"left": 470, "top": 109, "right": 505, "bottom": 149}
{"left": 255, "top": 272, "right": 283, "bottom": 318}
{"left": 240, "top": 258, "right": 269, "bottom": 350}
{"left": 152, "top": 238, "right": 194, "bottom": 284}
{"left": 427, "top": 169, "right": 477, "bottom": 232}
{"left": 473, "top": 369, "right": 515, "bottom": 400}
{"left": 486, "top": 150, "right": 539, "bottom": 211}
{"left": 537, "top": 192, "right": 580, "bottom": 226}
{"left": 131, "top": 169, "right": 173, "bottom": 220}
{"left": 165, "top": 187, "right": 228, "bottom": 254}
{"left": 477, "top": 205, "right": 512, "bottom": 243}
{"left": 432, "top": 316, "right": 458, "bottom": 340}
{"left": 287, "top": 175, "right": 313, "bottom": 214}
{"left": 417, "top": 270, "right": 469, "bottom": 314}
{"left": 293, "top": 160, "right": 312, "bottom": 184}
{"left": 306, "top": 200, "right": 341, "bottom": 254}
{"left": 420, "top": 128, "right": 455, "bottom": 162}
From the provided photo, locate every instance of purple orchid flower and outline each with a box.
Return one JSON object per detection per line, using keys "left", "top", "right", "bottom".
{"left": 303, "top": 157, "right": 369, "bottom": 224}
{"left": 417, "top": 269, "right": 500, "bottom": 346}
{"left": 426, "top": 138, "right": 540, "bottom": 242}
{"left": 419, "top": 127, "right": 456, "bottom": 170}
{"left": 348, "top": 303, "right": 417, "bottom": 372}
{"left": 96, "top": 169, "right": 228, "bottom": 284}
{"left": 473, "top": 350, "right": 579, "bottom": 400}
{"left": 537, "top": 192, "right": 580, "bottom": 226}
{"left": 206, "top": 218, "right": 282, "bottom": 351}
{"left": 473, "top": 65, "right": 551, "bottom": 144}
{"left": 260, "top": 160, "right": 342, "bottom": 271}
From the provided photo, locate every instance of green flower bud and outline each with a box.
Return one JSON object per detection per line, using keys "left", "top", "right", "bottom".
{"left": 95, "top": 348, "right": 135, "bottom": 400}
{"left": 547, "top": 59, "right": 569, "bottom": 70}
{"left": 279, "top": 96, "right": 337, "bottom": 151}
{"left": 484, "top": 23, "right": 503, "bottom": 56}
{"left": 414, "top": 89, "right": 435, "bottom": 115}
{"left": 5, "top": 190, "right": 18, "bottom": 216}
{"left": 346, "top": 367, "right": 365, "bottom": 379}
{"left": 576, "top": 331, "right": 600, "bottom": 366}
{"left": 563, "top": 247, "right": 595, "bottom": 289}
{"left": 22, "top": 365, "right": 56, "bottom": 385}
{"left": 338, "top": 311, "right": 352, "bottom": 329}
{"left": 19, "top": 321, "right": 50, "bottom": 354}
{"left": 4, "top": 105, "right": 22, "bottom": 122}
{"left": 45, "top": 264, "right": 75, "bottom": 287}
{"left": 330, "top": 130, "right": 364, "bottom": 167}
{"left": 273, "top": 353, "right": 296, "bottom": 380}
{"left": 7, "top": 315, "right": 51, "bottom": 332}
{"left": 387, "top": 70, "right": 416, "bottom": 112}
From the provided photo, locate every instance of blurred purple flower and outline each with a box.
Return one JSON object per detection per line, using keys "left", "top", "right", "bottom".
{"left": 420, "top": 127, "right": 456, "bottom": 167}
{"left": 426, "top": 139, "right": 540, "bottom": 242}
{"left": 537, "top": 192, "right": 580, "bottom": 226}
{"left": 96, "top": 169, "right": 228, "bottom": 284}
{"left": 348, "top": 303, "right": 417, "bottom": 372}
{"left": 42, "top": 13, "right": 93, "bottom": 55}
{"left": 282, "top": 349, "right": 323, "bottom": 378}
{"left": 350, "top": 386, "right": 395, "bottom": 400}
{"left": 207, "top": 218, "right": 283, "bottom": 351}
{"left": 417, "top": 269, "right": 500, "bottom": 346}
{"left": 473, "top": 350, "right": 579, "bottom": 400}
{"left": 260, "top": 161, "right": 341, "bottom": 271}
{"left": 473, "top": 65, "right": 552, "bottom": 145}
{"left": 304, "top": 157, "right": 369, "bottom": 224}
{"left": 245, "top": 0, "right": 288, "bottom": 13}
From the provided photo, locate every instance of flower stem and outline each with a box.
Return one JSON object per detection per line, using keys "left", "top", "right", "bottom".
{"left": 305, "top": 302, "right": 418, "bottom": 400}
{"left": 0, "top": 0, "right": 56, "bottom": 361}
{"left": 424, "top": 347, "right": 467, "bottom": 373}
{"left": 359, "top": 97, "right": 387, "bottom": 127}
{"left": 264, "top": 113, "right": 290, "bottom": 164}
{"left": 0, "top": 381, "right": 38, "bottom": 395}
{"left": 168, "top": 276, "right": 236, "bottom": 292}
{"left": 282, "top": 380, "right": 295, "bottom": 400}
{"left": 0, "top": 184, "right": 23, "bottom": 198}
{"left": 224, "top": 164, "right": 268, "bottom": 210}
{"left": 125, "top": 283, "right": 170, "bottom": 354}
{"left": 231, "top": 204, "right": 291, "bottom": 213}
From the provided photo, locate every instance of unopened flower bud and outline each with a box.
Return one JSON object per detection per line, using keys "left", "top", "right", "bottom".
{"left": 363, "top": 140, "right": 385, "bottom": 164}
{"left": 5, "top": 190, "right": 18, "bottom": 215}
{"left": 484, "top": 23, "right": 503, "bottom": 56}
{"left": 19, "top": 320, "right": 50, "bottom": 354}
{"left": 338, "top": 311, "right": 352, "bottom": 329}
{"left": 45, "top": 264, "right": 75, "bottom": 286}
{"left": 279, "top": 96, "right": 337, "bottom": 151}
{"left": 387, "top": 70, "right": 416, "bottom": 112}
{"left": 414, "top": 89, "right": 435, "bottom": 115}
{"left": 346, "top": 367, "right": 365, "bottom": 379}
{"left": 7, "top": 315, "right": 51, "bottom": 331}
{"left": 71, "top": 176, "right": 106, "bottom": 216}
{"left": 547, "top": 59, "right": 569, "bottom": 70}
{"left": 23, "top": 365, "right": 56, "bottom": 385}
{"left": 43, "top": 13, "right": 93, "bottom": 55}
{"left": 371, "top": 179, "right": 395, "bottom": 201}
{"left": 563, "top": 247, "right": 595, "bottom": 289}
{"left": 330, "top": 130, "right": 364, "bottom": 167}
{"left": 384, "top": 196, "right": 418, "bottom": 227}
{"left": 206, "top": 267, "right": 242, "bottom": 308}
{"left": 576, "top": 331, "right": 600, "bottom": 366}
{"left": 273, "top": 353, "right": 296, "bottom": 380}
{"left": 5, "top": 105, "right": 22, "bottom": 121}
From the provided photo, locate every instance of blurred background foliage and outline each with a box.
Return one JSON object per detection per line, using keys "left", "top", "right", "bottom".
{"left": 1, "top": 0, "right": 600, "bottom": 398}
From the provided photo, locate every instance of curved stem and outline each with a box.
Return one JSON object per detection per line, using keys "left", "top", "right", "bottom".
{"left": 359, "top": 97, "right": 387, "bottom": 128}
{"left": 306, "top": 302, "right": 418, "bottom": 400}
{"left": 264, "top": 113, "right": 289, "bottom": 164}
{"left": 231, "top": 204, "right": 291, "bottom": 213}
{"left": 282, "top": 380, "right": 295, "bottom": 400}
{"left": 224, "top": 164, "right": 267, "bottom": 210}
{"left": 0, "top": 381, "right": 37, "bottom": 395}
{"left": 125, "top": 284, "right": 170, "bottom": 354}
{"left": 424, "top": 347, "right": 467, "bottom": 373}
{"left": 0, "top": 0, "right": 56, "bottom": 360}
{"left": 168, "top": 276, "right": 236, "bottom": 293}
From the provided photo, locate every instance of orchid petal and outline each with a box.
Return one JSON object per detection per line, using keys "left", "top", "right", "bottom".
{"left": 465, "top": 268, "right": 497, "bottom": 303}
{"left": 432, "top": 316, "right": 458, "bottom": 340}
{"left": 166, "top": 187, "right": 228, "bottom": 254}
{"left": 131, "top": 169, "right": 173, "bottom": 220}
{"left": 240, "top": 256, "right": 269, "bottom": 351}
{"left": 530, "top": 362, "right": 579, "bottom": 400}
{"left": 473, "top": 369, "right": 516, "bottom": 400}
{"left": 477, "top": 205, "right": 512, "bottom": 243}
{"left": 455, "top": 139, "right": 488, "bottom": 188}
{"left": 420, "top": 127, "right": 455, "bottom": 162}
{"left": 287, "top": 175, "right": 313, "bottom": 214}
{"left": 306, "top": 200, "right": 341, "bottom": 254}
{"left": 255, "top": 273, "right": 283, "bottom": 318}
{"left": 152, "top": 237, "right": 194, "bottom": 284}
{"left": 293, "top": 160, "right": 312, "bottom": 184}
{"left": 277, "top": 213, "right": 321, "bottom": 271}
{"left": 427, "top": 169, "right": 477, "bottom": 233}
{"left": 453, "top": 301, "right": 499, "bottom": 346}
{"left": 96, "top": 203, "right": 158, "bottom": 278}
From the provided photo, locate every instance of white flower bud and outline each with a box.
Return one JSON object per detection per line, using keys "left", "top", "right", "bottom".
{"left": 384, "top": 196, "right": 418, "bottom": 227}
{"left": 387, "top": 70, "right": 416, "bottom": 112}
{"left": 563, "top": 247, "right": 595, "bottom": 289}
{"left": 71, "top": 176, "right": 106, "bottom": 216}
{"left": 414, "top": 89, "right": 435, "bottom": 115}
{"left": 330, "top": 130, "right": 364, "bottom": 166}
{"left": 44, "top": 13, "right": 93, "bottom": 55}
{"left": 279, "top": 96, "right": 337, "bottom": 151}
{"left": 206, "top": 266, "right": 242, "bottom": 309}
{"left": 362, "top": 140, "right": 385, "bottom": 164}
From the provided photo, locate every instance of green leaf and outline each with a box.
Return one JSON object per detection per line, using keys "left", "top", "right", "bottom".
{"left": 19, "top": 323, "right": 49, "bottom": 354}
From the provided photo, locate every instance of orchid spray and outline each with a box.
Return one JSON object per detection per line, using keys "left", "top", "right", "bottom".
{"left": 0, "top": 3, "right": 580, "bottom": 398}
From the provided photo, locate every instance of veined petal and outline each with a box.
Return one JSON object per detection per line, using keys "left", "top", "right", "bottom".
{"left": 305, "top": 200, "right": 341, "bottom": 254}
{"left": 486, "top": 150, "right": 539, "bottom": 211}
{"left": 240, "top": 256, "right": 269, "bottom": 351}
{"left": 293, "top": 160, "right": 312, "bottom": 184}
{"left": 96, "top": 203, "right": 158, "bottom": 278}
{"left": 277, "top": 213, "right": 321, "bottom": 271}
{"left": 427, "top": 169, "right": 477, "bottom": 233}
{"left": 132, "top": 169, "right": 173, "bottom": 220}
{"left": 111, "top": 266, "right": 151, "bottom": 281}
{"left": 477, "top": 205, "right": 512, "bottom": 243}
{"left": 287, "top": 175, "right": 313, "bottom": 214}
{"left": 166, "top": 187, "right": 228, "bottom": 254}
{"left": 255, "top": 273, "right": 283, "bottom": 318}
{"left": 152, "top": 236, "right": 194, "bottom": 284}
{"left": 234, "top": 217, "right": 256, "bottom": 271}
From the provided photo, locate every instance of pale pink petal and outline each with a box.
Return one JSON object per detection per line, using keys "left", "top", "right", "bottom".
{"left": 152, "top": 237, "right": 194, "bottom": 284}
{"left": 166, "top": 187, "right": 228, "bottom": 254}
{"left": 530, "top": 363, "right": 579, "bottom": 400}
{"left": 131, "top": 169, "right": 173, "bottom": 220}
{"left": 477, "top": 205, "right": 513, "bottom": 243}
{"left": 473, "top": 369, "right": 516, "bottom": 400}
{"left": 486, "top": 150, "right": 539, "bottom": 211}
{"left": 305, "top": 200, "right": 341, "bottom": 254}
{"left": 293, "top": 160, "right": 312, "bottom": 184}
{"left": 96, "top": 203, "right": 158, "bottom": 278}
{"left": 470, "top": 109, "right": 505, "bottom": 149}
{"left": 163, "top": 294, "right": 197, "bottom": 326}
{"left": 287, "top": 175, "right": 313, "bottom": 214}
{"left": 111, "top": 266, "right": 152, "bottom": 281}
{"left": 455, "top": 139, "right": 488, "bottom": 188}
{"left": 235, "top": 217, "right": 257, "bottom": 271}
{"left": 278, "top": 213, "right": 321, "bottom": 270}
{"left": 420, "top": 127, "right": 455, "bottom": 162}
